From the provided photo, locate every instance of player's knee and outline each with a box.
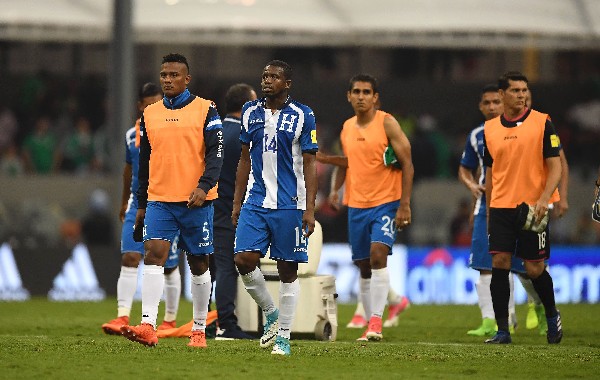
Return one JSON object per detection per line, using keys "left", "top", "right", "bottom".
{"left": 234, "top": 253, "right": 255, "bottom": 275}
{"left": 525, "top": 262, "right": 545, "bottom": 279}
{"left": 187, "top": 255, "right": 209, "bottom": 275}
{"left": 491, "top": 253, "right": 511, "bottom": 269}
{"left": 121, "top": 252, "right": 142, "bottom": 267}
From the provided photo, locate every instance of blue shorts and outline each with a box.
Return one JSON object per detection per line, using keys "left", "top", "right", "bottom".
{"left": 164, "top": 233, "right": 182, "bottom": 269}
{"left": 144, "top": 201, "right": 214, "bottom": 256}
{"left": 234, "top": 203, "right": 308, "bottom": 263}
{"left": 121, "top": 205, "right": 144, "bottom": 254}
{"left": 468, "top": 212, "right": 525, "bottom": 274}
{"left": 348, "top": 200, "right": 399, "bottom": 261}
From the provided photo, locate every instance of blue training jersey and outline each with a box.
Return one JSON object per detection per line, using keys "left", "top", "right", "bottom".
{"left": 124, "top": 126, "right": 139, "bottom": 211}
{"left": 240, "top": 97, "right": 318, "bottom": 210}
{"left": 460, "top": 124, "right": 486, "bottom": 215}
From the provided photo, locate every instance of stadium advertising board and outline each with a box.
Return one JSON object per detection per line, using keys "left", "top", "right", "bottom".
{"left": 1, "top": 242, "right": 599, "bottom": 304}
{"left": 317, "top": 244, "right": 600, "bottom": 305}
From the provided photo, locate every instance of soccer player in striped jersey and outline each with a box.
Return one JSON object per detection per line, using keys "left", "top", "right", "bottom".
{"left": 101, "top": 82, "right": 182, "bottom": 336}
{"left": 232, "top": 60, "right": 318, "bottom": 356}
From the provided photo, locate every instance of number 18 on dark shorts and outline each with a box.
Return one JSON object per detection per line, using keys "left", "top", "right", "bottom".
{"left": 488, "top": 207, "right": 551, "bottom": 262}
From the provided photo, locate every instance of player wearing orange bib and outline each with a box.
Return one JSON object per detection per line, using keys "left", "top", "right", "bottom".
{"left": 483, "top": 71, "right": 562, "bottom": 344}
{"left": 121, "top": 53, "right": 223, "bottom": 348}
{"left": 330, "top": 74, "right": 414, "bottom": 341}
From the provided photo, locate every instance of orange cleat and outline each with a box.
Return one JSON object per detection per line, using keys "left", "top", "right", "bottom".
{"left": 120, "top": 323, "right": 158, "bottom": 347}
{"left": 356, "top": 328, "right": 368, "bottom": 342}
{"left": 384, "top": 296, "right": 410, "bottom": 327}
{"left": 157, "top": 320, "right": 177, "bottom": 330}
{"left": 366, "top": 316, "right": 383, "bottom": 341}
{"left": 101, "top": 316, "right": 129, "bottom": 335}
{"left": 347, "top": 314, "right": 368, "bottom": 328}
{"left": 187, "top": 331, "right": 207, "bottom": 348}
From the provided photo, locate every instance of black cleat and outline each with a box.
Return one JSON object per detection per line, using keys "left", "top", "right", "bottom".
{"left": 547, "top": 310, "right": 563, "bottom": 344}
{"left": 484, "top": 330, "right": 512, "bottom": 344}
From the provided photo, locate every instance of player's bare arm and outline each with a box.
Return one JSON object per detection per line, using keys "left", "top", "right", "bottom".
{"left": 458, "top": 165, "right": 485, "bottom": 200}
{"left": 485, "top": 169, "right": 493, "bottom": 230}
{"left": 231, "top": 144, "right": 251, "bottom": 227}
{"left": 535, "top": 156, "right": 561, "bottom": 223}
{"left": 120, "top": 163, "right": 133, "bottom": 222}
{"left": 555, "top": 149, "right": 569, "bottom": 217}
{"left": 302, "top": 152, "right": 317, "bottom": 237}
{"left": 384, "top": 115, "right": 414, "bottom": 228}
{"left": 316, "top": 151, "right": 348, "bottom": 167}
{"left": 327, "top": 136, "right": 348, "bottom": 211}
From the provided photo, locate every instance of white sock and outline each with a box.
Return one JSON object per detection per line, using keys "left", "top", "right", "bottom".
{"left": 163, "top": 268, "right": 181, "bottom": 322}
{"left": 518, "top": 274, "right": 542, "bottom": 305}
{"left": 370, "top": 268, "right": 390, "bottom": 319}
{"left": 117, "top": 266, "right": 138, "bottom": 317}
{"left": 141, "top": 265, "right": 165, "bottom": 328}
{"left": 191, "top": 270, "right": 212, "bottom": 332}
{"left": 240, "top": 267, "right": 276, "bottom": 315}
{"left": 477, "top": 274, "right": 494, "bottom": 319}
{"left": 359, "top": 277, "right": 372, "bottom": 320}
{"left": 278, "top": 280, "right": 300, "bottom": 339}
{"left": 509, "top": 273, "right": 517, "bottom": 327}
{"left": 354, "top": 302, "right": 366, "bottom": 318}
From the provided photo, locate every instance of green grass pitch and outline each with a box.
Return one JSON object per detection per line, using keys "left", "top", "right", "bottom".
{"left": 1, "top": 299, "right": 598, "bottom": 379}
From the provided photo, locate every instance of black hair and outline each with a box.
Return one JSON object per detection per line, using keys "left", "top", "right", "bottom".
{"left": 348, "top": 74, "right": 378, "bottom": 93}
{"left": 498, "top": 71, "right": 528, "bottom": 91}
{"left": 481, "top": 83, "right": 499, "bottom": 95}
{"left": 138, "top": 82, "right": 161, "bottom": 101}
{"left": 224, "top": 83, "right": 255, "bottom": 114}
{"left": 162, "top": 53, "right": 189, "bottom": 71}
{"left": 265, "top": 60, "right": 293, "bottom": 80}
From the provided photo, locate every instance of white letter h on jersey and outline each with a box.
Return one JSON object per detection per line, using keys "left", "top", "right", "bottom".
{"left": 279, "top": 114, "right": 297, "bottom": 132}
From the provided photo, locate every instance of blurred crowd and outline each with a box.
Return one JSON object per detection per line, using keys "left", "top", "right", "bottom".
{"left": 1, "top": 71, "right": 600, "bottom": 245}
{"left": 0, "top": 72, "right": 108, "bottom": 176}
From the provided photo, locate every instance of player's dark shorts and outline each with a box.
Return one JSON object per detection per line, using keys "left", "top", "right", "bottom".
{"left": 469, "top": 212, "right": 526, "bottom": 273}
{"left": 488, "top": 207, "right": 550, "bottom": 262}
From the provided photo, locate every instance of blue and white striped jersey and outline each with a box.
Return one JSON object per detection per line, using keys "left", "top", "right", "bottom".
{"left": 460, "top": 124, "right": 486, "bottom": 215}
{"left": 240, "top": 97, "right": 318, "bottom": 210}
{"left": 124, "top": 125, "right": 139, "bottom": 211}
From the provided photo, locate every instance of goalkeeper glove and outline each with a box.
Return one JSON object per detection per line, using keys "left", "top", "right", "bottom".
{"left": 133, "top": 222, "right": 144, "bottom": 242}
{"left": 593, "top": 181, "right": 600, "bottom": 223}
{"left": 516, "top": 202, "right": 548, "bottom": 233}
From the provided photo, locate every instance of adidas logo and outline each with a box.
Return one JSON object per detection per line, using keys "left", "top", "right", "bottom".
{"left": 0, "top": 242, "right": 30, "bottom": 301}
{"left": 48, "top": 243, "right": 105, "bottom": 301}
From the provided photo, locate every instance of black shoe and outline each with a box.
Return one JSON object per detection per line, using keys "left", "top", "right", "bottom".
{"left": 484, "top": 330, "right": 512, "bottom": 344}
{"left": 215, "top": 326, "right": 255, "bottom": 340}
{"left": 547, "top": 310, "right": 563, "bottom": 344}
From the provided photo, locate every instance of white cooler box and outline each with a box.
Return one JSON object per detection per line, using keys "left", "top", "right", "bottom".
{"left": 236, "top": 221, "right": 338, "bottom": 341}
